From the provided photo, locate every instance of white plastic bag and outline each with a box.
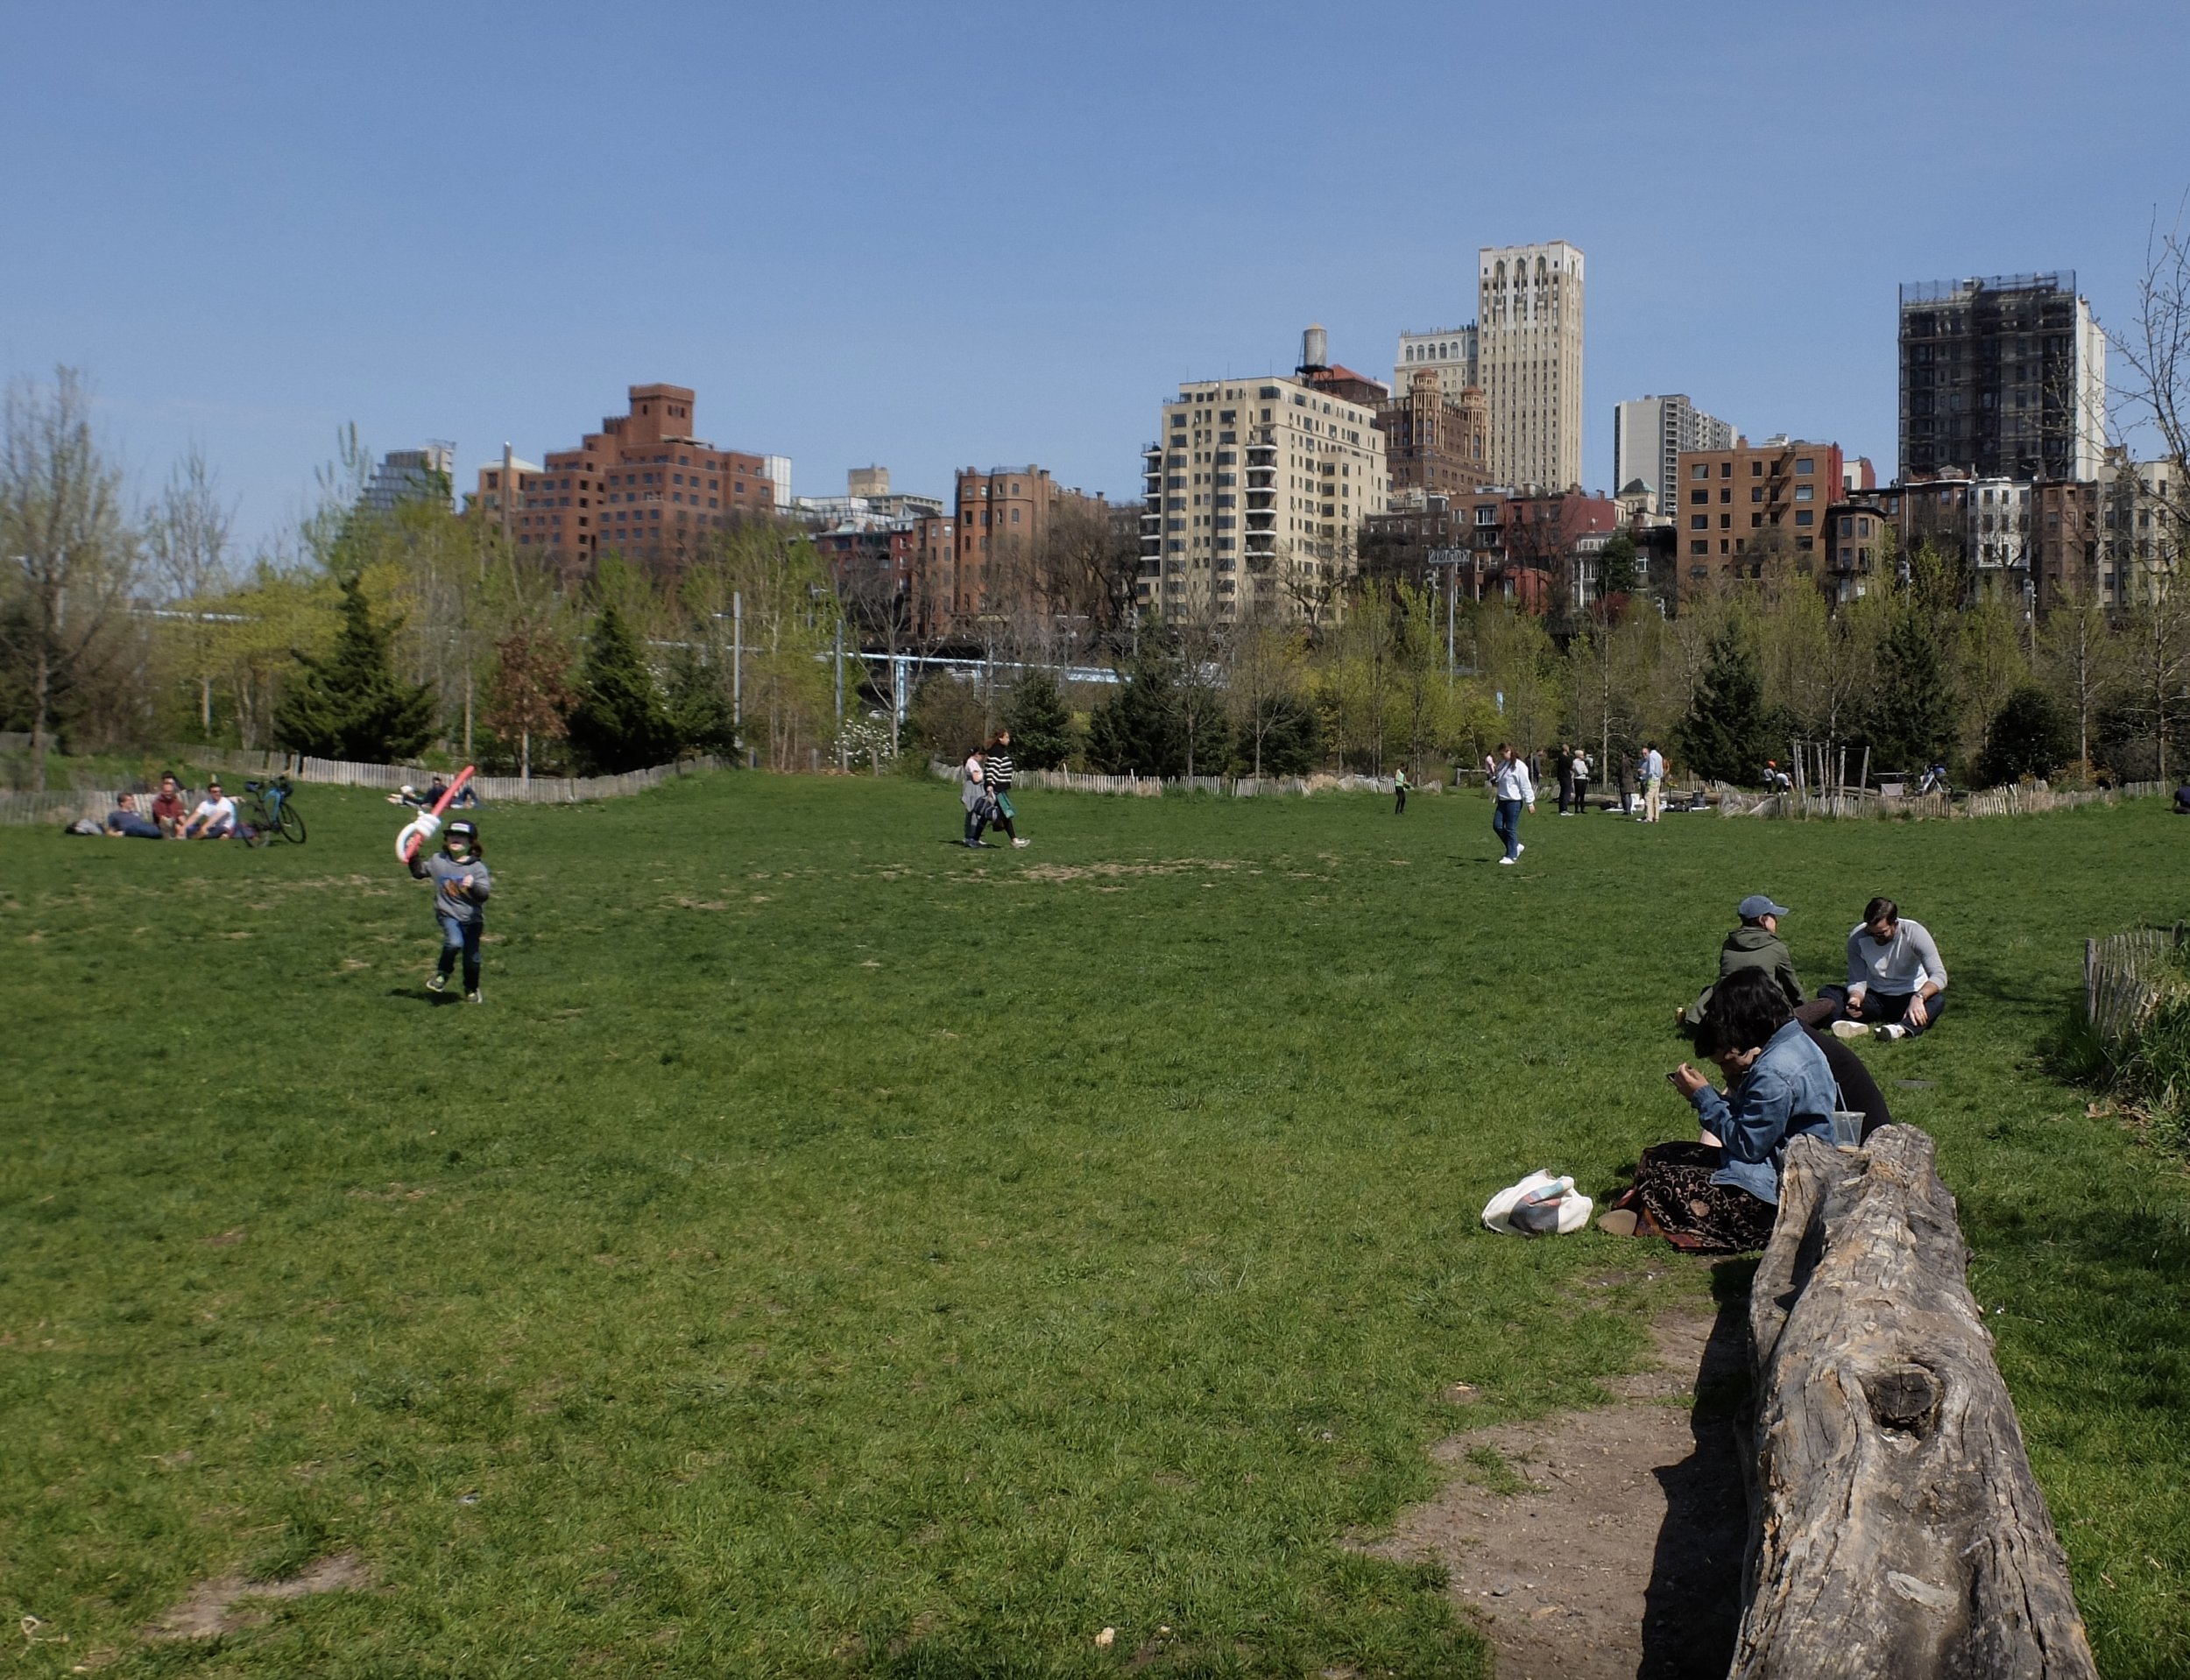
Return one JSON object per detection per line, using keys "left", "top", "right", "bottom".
{"left": 1481, "top": 1170, "right": 1593, "bottom": 1237}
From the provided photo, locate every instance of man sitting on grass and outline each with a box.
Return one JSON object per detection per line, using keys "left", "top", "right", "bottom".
{"left": 103, "top": 792, "right": 164, "bottom": 839}
{"left": 1681, "top": 893, "right": 1805, "bottom": 1028}
{"left": 1798, "top": 896, "right": 1948, "bottom": 1041}
{"left": 180, "top": 780, "right": 239, "bottom": 839}
{"left": 150, "top": 773, "right": 188, "bottom": 837}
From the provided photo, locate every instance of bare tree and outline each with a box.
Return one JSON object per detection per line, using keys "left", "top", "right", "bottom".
{"left": 2037, "top": 575, "right": 2117, "bottom": 769}
{"left": 0, "top": 370, "right": 140, "bottom": 782}
{"left": 1223, "top": 601, "right": 1305, "bottom": 780}
{"left": 145, "top": 445, "right": 236, "bottom": 734}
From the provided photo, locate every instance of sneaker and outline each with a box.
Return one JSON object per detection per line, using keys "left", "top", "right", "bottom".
{"left": 465, "top": 989, "right": 484, "bottom": 1005}
{"left": 427, "top": 973, "right": 448, "bottom": 994}
{"left": 1873, "top": 1023, "right": 1907, "bottom": 1041}
{"left": 1515, "top": 843, "right": 1525, "bottom": 856}
{"left": 1013, "top": 838, "right": 1030, "bottom": 849}
{"left": 1828, "top": 1019, "right": 1869, "bottom": 1041}
{"left": 1499, "top": 856, "right": 1515, "bottom": 865}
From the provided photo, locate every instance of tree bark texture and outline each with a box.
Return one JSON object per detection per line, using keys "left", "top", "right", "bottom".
{"left": 1734, "top": 1126, "right": 2096, "bottom": 1679}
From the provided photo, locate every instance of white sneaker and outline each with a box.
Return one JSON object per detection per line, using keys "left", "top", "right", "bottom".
{"left": 1012, "top": 838, "right": 1029, "bottom": 849}
{"left": 1498, "top": 856, "right": 1515, "bottom": 865}
{"left": 1874, "top": 1023, "right": 1907, "bottom": 1041}
{"left": 1828, "top": 1020, "right": 1869, "bottom": 1041}
{"left": 1515, "top": 843, "right": 1525, "bottom": 856}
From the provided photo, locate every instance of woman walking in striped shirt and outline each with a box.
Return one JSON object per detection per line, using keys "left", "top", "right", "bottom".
{"left": 984, "top": 730, "right": 1029, "bottom": 848}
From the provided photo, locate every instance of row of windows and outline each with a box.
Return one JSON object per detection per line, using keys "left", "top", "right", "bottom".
{"left": 1689, "top": 457, "right": 1817, "bottom": 480}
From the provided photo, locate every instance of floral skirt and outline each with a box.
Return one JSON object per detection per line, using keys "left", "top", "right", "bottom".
{"left": 1617, "top": 1141, "right": 1777, "bottom": 1253}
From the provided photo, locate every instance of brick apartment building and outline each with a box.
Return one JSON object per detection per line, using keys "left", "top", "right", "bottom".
{"left": 1376, "top": 368, "right": 1491, "bottom": 499}
{"left": 813, "top": 513, "right": 957, "bottom": 641}
{"left": 478, "top": 384, "right": 777, "bottom": 578}
{"left": 1675, "top": 435, "right": 1847, "bottom": 581}
{"left": 1363, "top": 485, "right": 1619, "bottom": 611}
{"left": 950, "top": 465, "right": 1107, "bottom": 632}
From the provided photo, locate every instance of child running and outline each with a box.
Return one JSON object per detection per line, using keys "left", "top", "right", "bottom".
{"left": 407, "top": 816, "right": 492, "bottom": 1002}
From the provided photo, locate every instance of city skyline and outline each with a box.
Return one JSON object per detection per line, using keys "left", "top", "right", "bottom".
{"left": 3, "top": 2, "right": 2186, "bottom": 557}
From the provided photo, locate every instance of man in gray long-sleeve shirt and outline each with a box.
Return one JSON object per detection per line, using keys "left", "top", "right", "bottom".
{"left": 1798, "top": 895, "right": 1947, "bottom": 1040}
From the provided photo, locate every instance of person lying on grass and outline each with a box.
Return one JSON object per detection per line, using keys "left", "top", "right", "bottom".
{"left": 1795, "top": 895, "right": 1948, "bottom": 1041}
{"left": 1606, "top": 968, "right": 1836, "bottom": 1252}
{"left": 102, "top": 793, "right": 164, "bottom": 839}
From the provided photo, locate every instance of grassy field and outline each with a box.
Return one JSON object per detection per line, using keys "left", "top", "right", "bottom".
{"left": 3, "top": 773, "right": 2186, "bottom": 1677}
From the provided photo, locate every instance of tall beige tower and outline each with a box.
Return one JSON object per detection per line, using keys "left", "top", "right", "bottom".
{"left": 1477, "top": 241, "right": 1585, "bottom": 491}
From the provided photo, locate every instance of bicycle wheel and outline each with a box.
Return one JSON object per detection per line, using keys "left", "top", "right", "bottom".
{"left": 244, "top": 803, "right": 271, "bottom": 847}
{"left": 278, "top": 800, "right": 307, "bottom": 844}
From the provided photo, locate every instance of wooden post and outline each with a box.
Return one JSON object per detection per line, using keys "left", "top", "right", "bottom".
{"left": 1736, "top": 1129, "right": 2098, "bottom": 1678}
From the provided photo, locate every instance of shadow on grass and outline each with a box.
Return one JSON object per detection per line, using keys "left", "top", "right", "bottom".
{"left": 1638, "top": 1258, "right": 1755, "bottom": 1680}
{"left": 384, "top": 986, "right": 460, "bottom": 1007}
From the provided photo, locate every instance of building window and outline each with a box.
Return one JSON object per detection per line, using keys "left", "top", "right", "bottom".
{"left": 1795, "top": 510, "right": 1814, "bottom": 526}
{"left": 1795, "top": 458, "right": 1813, "bottom": 475}
{"left": 1692, "top": 463, "right": 1708, "bottom": 480}
{"left": 1691, "top": 514, "right": 1708, "bottom": 531}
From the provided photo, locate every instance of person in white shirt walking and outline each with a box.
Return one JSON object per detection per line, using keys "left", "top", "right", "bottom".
{"left": 1797, "top": 896, "right": 1949, "bottom": 1039}
{"left": 1639, "top": 743, "right": 1666, "bottom": 822}
{"left": 1491, "top": 743, "right": 1536, "bottom": 865}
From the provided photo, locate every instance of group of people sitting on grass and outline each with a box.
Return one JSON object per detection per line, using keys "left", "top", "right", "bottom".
{"left": 1600, "top": 892, "right": 1949, "bottom": 1251}
{"left": 95, "top": 773, "right": 244, "bottom": 840}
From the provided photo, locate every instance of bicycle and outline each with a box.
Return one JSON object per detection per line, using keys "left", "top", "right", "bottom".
{"left": 243, "top": 775, "right": 307, "bottom": 846}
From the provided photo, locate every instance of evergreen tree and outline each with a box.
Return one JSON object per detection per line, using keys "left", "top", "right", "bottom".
{"left": 1085, "top": 653, "right": 1184, "bottom": 776}
{"left": 272, "top": 574, "right": 436, "bottom": 760}
{"left": 565, "top": 603, "right": 677, "bottom": 773}
{"left": 1236, "top": 693, "right": 1321, "bottom": 776}
{"left": 661, "top": 645, "right": 738, "bottom": 758}
{"left": 1002, "top": 669, "right": 1075, "bottom": 768}
{"left": 1868, "top": 608, "right": 1959, "bottom": 772}
{"left": 1976, "top": 683, "right": 2073, "bottom": 786}
{"left": 1674, "top": 626, "right": 1769, "bottom": 783}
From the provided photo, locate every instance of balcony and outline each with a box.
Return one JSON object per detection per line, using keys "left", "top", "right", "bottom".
{"left": 1247, "top": 491, "right": 1275, "bottom": 511}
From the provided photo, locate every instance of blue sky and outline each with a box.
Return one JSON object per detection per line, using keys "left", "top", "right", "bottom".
{"left": 4, "top": 0, "right": 2186, "bottom": 554}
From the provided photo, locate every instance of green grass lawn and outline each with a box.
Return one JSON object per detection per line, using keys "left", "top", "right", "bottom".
{"left": 4, "top": 774, "right": 2186, "bottom": 1677}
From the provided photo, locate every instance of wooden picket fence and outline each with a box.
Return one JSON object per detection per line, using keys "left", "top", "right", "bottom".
{"left": 2084, "top": 924, "right": 2186, "bottom": 1050}
{"left": 1727, "top": 778, "right": 2166, "bottom": 822}
{"left": 0, "top": 750, "right": 731, "bottom": 826}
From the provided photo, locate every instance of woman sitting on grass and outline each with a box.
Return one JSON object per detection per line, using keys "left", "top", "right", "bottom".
{"left": 1606, "top": 968, "right": 1837, "bottom": 1251}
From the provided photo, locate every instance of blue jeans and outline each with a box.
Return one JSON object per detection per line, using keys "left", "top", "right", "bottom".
{"left": 1816, "top": 985, "right": 1945, "bottom": 1034}
{"left": 1493, "top": 798, "right": 1523, "bottom": 860}
{"left": 438, "top": 914, "right": 483, "bottom": 991}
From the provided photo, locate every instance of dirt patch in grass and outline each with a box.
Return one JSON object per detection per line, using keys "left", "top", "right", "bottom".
{"left": 1017, "top": 858, "right": 1243, "bottom": 883}
{"left": 1360, "top": 1301, "right": 1751, "bottom": 1679}
{"left": 145, "top": 1549, "right": 370, "bottom": 1641}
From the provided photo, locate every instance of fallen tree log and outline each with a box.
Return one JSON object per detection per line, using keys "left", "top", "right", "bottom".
{"left": 1734, "top": 1126, "right": 2096, "bottom": 1678}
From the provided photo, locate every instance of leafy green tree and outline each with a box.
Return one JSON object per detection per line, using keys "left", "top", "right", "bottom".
{"left": 1976, "top": 683, "right": 2073, "bottom": 786}
{"left": 1086, "top": 652, "right": 1184, "bottom": 776}
{"left": 565, "top": 602, "right": 677, "bottom": 773}
{"left": 1596, "top": 529, "right": 1641, "bottom": 600}
{"left": 1867, "top": 608, "right": 1960, "bottom": 773}
{"left": 1674, "top": 626, "right": 1769, "bottom": 783}
{"left": 1002, "top": 668, "right": 1075, "bottom": 768}
{"left": 272, "top": 573, "right": 436, "bottom": 760}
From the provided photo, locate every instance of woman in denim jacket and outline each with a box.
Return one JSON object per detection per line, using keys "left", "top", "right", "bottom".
{"left": 1611, "top": 968, "right": 1838, "bottom": 1250}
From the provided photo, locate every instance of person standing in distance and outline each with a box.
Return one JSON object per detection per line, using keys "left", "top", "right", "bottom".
{"left": 1571, "top": 745, "right": 1592, "bottom": 815}
{"left": 1554, "top": 741, "right": 1575, "bottom": 816}
{"left": 1640, "top": 741, "right": 1666, "bottom": 822}
{"left": 1491, "top": 743, "right": 1536, "bottom": 865}
{"left": 1394, "top": 762, "right": 1409, "bottom": 816}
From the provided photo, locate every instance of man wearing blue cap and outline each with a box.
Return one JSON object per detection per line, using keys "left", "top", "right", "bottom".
{"left": 1681, "top": 893, "right": 1805, "bottom": 1027}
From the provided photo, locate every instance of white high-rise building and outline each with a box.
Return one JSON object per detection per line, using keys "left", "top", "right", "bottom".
{"left": 1613, "top": 395, "right": 1736, "bottom": 515}
{"left": 1394, "top": 325, "right": 1478, "bottom": 404}
{"left": 361, "top": 442, "right": 457, "bottom": 513}
{"left": 1138, "top": 362, "right": 1388, "bottom": 623}
{"left": 1478, "top": 241, "right": 1585, "bottom": 491}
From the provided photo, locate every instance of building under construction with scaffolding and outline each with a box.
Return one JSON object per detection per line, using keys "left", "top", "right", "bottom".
{"left": 1897, "top": 272, "right": 2106, "bottom": 484}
